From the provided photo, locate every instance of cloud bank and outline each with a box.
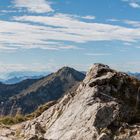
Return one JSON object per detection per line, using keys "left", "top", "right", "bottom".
{"left": 13, "top": 0, "right": 54, "bottom": 13}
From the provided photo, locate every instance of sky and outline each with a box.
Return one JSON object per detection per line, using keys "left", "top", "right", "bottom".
{"left": 0, "top": 0, "right": 140, "bottom": 74}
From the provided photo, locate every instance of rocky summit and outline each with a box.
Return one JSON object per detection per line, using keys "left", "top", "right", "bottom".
{"left": 1, "top": 64, "right": 140, "bottom": 140}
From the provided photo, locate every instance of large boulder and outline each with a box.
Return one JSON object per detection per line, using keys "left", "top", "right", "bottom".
{"left": 2, "top": 64, "right": 140, "bottom": 140}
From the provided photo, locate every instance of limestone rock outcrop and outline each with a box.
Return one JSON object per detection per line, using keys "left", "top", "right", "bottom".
{"left": 1, "top": 64, "right": 140, "bottom": 140}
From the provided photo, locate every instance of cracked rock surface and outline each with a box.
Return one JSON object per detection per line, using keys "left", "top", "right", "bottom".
{"left": 1, "top": 63, "right": 140, "bottom": 140}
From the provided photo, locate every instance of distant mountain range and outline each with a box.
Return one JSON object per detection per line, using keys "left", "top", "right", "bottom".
{"left": 0, "top": 67, "right": 85, "bottom": 116}
{"left": 3, "top": 71, "right": 139, "bottom": 85}
{"left": 2, "top": 75, "right": 44, "bottom": 85}
{"left": 0, "top": 71, "right": 50, "bottom": 84}
{"left": 127, "top": 72, "right": 140, "bottom": 80}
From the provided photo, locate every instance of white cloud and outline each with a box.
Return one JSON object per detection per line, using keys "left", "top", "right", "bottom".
{"left": 81, "top": 16, "right": 96, "bottom": 20}
{"left": 86, "top": 53, "right": 112, "bottom": 56}
{"left": 0, "top": 45, "right": 17, "bottom": 50}
{"left": 123, "top": 20, "right": 140, "bottom": 27}
{"left": 13, "top": 0, "right": 54, "bottom": 13}
{"left": 122, "top": 0, "right": 140, "bottom": 8}
{"left": 0, "top": 20, "right": 79, "bottom": 51}
{"left": 107, "top": 18, "right": 120, "bottom": 22}
{"left": 0, "top": 59, "right": 64, "bottom": 76}
{"left": 129, "top": 2, "right": 140, "bottom": 8}
{"left": 107, "top": 18, "right": 140, "bottom": 28}
{"left": 0, "top": 63, "right": 46, "bottom": 73}
{"left": 1, "top": 13, "right": 140, "bottom": 52}
{"left": 51, "top": 13, "right": 96, "bottom": 20}
{"left": 0, "top": 10, "right": 17, "bottom": 13}
{"left": 123, "top": 42, "right": 132, "bottom": 45}
{"left": 0, "top": 45, "right": 17, "bottom": 53}
{"left": 13, "top": 14, "right": 140, "bottom": 42}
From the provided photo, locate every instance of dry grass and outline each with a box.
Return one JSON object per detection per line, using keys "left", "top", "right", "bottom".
{"left": 0, "top": 100, "right": 56, "bottom": 125}
{"left": 0, "top": 114, "right": 26, "bottom": 125}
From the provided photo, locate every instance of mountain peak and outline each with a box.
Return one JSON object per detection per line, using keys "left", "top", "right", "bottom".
{"left": 84, "top": 63, "right": 113, "bottom": 84}
{"left": 58, "top": 66, "right": 74, "bottom": 72}
{"left": 56, "top": 66, "right": 85, "bottom": 81}
{"left": 57, "top": 66, "right": 77, "bottom": 74}
{"left": 88, "top": 63, "right": 111, "bottom": 76}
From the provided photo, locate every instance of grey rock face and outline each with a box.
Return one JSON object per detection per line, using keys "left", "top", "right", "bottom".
{"left": 1, "top": 63, "right": 140, "bottom": 140}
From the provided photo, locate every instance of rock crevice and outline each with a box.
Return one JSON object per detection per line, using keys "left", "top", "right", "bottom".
{"left": 1, "top": 63, "right": 140, "bottom": 140}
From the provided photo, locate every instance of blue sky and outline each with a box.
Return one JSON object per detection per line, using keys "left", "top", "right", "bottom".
{"left": 0, "top": 0, "right": 140, "bottom": 74}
